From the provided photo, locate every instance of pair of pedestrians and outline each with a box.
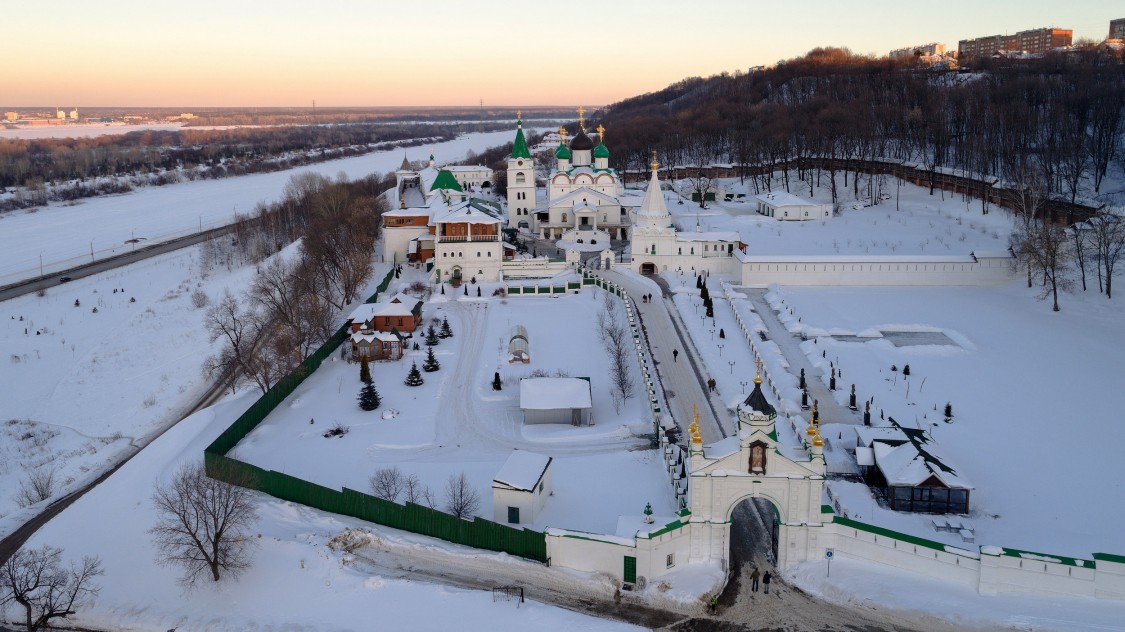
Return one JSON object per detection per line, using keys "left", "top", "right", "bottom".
{"left": 750, "top": 567, "right": 772, "bottom": 594}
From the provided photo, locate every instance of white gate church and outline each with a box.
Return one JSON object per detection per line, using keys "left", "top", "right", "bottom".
{"left": 545, "top": 366, "right": 829, "bottom": 584}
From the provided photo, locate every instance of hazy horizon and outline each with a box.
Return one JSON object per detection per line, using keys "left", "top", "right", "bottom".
{"left": 7, "top": 0, "right": 1122, "bottom": 108}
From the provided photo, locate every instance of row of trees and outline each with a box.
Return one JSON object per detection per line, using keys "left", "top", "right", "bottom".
{"left": 368, "top": 467, "right": 479, "bottom": 520}
{"left": 597, "top": 48, "right": 1124, "bottom": 208}
{"left": 0, "top": 123, "right": 471, "bottom": 191}
{"left": 596, "top": 291, "right": 635, "bottom": 412}
{"left": 204, "top": 173, "right": 387, "bottom": 394}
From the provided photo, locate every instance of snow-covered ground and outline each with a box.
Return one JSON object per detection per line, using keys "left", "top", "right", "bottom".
{"left": 231, "top": 274, "right": 676, "bottom": 536}
{"left": 0, "top": 128, "right": 541, "bottom": 286}
{"left": 768, "top": 282, "right": 1125, "bottom": 560}
{"left": 0, "top": 243, "right": 262, "bottom": 536}
{"left": 0, "top": 122, "right": 187, "bottom": 139}
{"left": 667, "top": 176, "right": 1013, "bottom": 257}
{"left": 11, "top": 392, "right": 643, "bottom": 632}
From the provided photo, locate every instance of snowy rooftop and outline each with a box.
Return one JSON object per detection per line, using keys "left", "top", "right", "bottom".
{"left": 492, "top": 450, "right": 552, "bottom": 492}
{"left": 519, "top": 377, "right": 592, "bottom": 410}
{"left": 675, "top": 231, "right": 741, "bottom": 243}
{"left": 754, "top": 191, "right": 826, "bottom": 207}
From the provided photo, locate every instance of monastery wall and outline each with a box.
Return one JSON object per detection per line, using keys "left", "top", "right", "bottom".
{"left": 737, "top": 254, "right": 1014, "bottom": 286}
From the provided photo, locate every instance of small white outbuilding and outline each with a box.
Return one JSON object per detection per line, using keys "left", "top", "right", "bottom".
{"left": 519, "top": 377, "right": 593, "bottom": 425}
{"left": 492, "top": 450, "right": 553, "bottom": 525}
{"left": 753, "top": 191, "right": 832, "bottom": 221}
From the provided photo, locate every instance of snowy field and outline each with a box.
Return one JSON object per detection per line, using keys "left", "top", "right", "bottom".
{"left": 232, "top": 277, "right": 678, "bottom": 536}
{"left": 765, "top": 281, "right": 1125, "bottom": 560}
{"left": 0, "top": 128, "right": 541, "bottom": 285}
{"left": 668, "top": 175, "right": 1014, "bottom": 257}
{"left": 11, "top": 393, "right": 642, "bottom": 632}
{"left": 0, "top": 122, "right": 186, "bottom": 139}
{"left": 0, "top": 243, "right": 267, "bottom": 536}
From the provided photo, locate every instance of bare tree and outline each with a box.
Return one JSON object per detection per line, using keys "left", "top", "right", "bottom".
{"left": 596, "top": 294, "right": 635, "bottom": 413}
{"left": 202, "top": 290, "right": 281, "bottom": 395}
{"left": 443, "top": 473, "right": 480, "bottom": 520}
{"left": 402, "top": 473, "right": 427, "bottom": 505}
{"left": 150, "top": 463, "right": 259, "bottom": 586}
{"left": 1089, "top": 210, "right": 1125, "bottom": 299}
{"left": 14, "top": 467, "right": 57, "bottom": 508}
{"left": 0, "top": 545, "right": 103, "bottom": 632}
{"left": 369, "top": 467, "right": 404, "bottom": 503}
{"left": 1018, "top": 221, "right": 1072, "bottom": 311}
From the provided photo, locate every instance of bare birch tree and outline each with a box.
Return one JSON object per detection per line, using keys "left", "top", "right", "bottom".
{"left": 597, "top": 293, "right": 635, "bottom": 412}
{"left": 369, "top": 467, "right": 405, "bottom": 502}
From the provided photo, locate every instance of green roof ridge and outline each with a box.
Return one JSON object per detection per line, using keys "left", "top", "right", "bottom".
{"left": 511, "top": 120, "right": 532, "bottom": 159}
{"left": 430, "top": 170, "right": 463, "bottom": 192}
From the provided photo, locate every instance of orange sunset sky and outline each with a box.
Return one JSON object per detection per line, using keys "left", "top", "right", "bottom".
{"left": 4, "top": 0, "right": 1121, "bottom": 107}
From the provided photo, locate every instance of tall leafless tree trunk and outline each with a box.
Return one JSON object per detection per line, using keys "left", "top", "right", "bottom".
{"left": 150, "top": 463, "right": 259, "bottom": 586}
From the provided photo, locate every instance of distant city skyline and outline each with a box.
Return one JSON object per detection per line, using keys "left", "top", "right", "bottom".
{"left": 5, "top": 0, "right": 1122, "bottom": 108}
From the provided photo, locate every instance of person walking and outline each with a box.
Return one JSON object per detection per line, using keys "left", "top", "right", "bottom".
{"left": 763, "top": 570, "right": 772, "bottom": 594}
{"left": 750, "top": 567, "right": 760, "bottom": 592}
{"left": 673, "top": 349, "right": 679, "bottom": 362}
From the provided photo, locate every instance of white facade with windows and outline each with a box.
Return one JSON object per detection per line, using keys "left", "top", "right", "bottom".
{"left": 492, "top": 450, "right": 553, "bottom": 525}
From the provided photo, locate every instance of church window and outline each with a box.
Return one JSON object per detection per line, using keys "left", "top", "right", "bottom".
{"left": 666, "top": 553, "right": 675, "bottom": 568}
{"left": 516, "top": 174, "right": 526, "bottom": 184}
{"left": 561, "top": 213, "right": 568, "bottom": 223}
{"left": 750, "top": 442, "right": 768, "bottom": 474}
{"left": 690, "top": 247, "right": 694, "bottom": 255}
{"left": 678, "top": 248, "right": 682, "bottom": 255}
{"left": 477, "top": 252, "right": 481, "bottom": 257}
{"left": 487, "top": 251, "right": 491, "bottom": 257}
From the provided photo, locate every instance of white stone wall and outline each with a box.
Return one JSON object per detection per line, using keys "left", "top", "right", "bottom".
{"left": 492, "top": 468, "right": 552, "bottom": 525}
{"left": 817, "top": 521, "right": 1125, "bottom": 601}
{"left": 739, "top": 255, "right": 1014, "bottom": 286}
{"left": 382, "top": 226, "right": 429, "bottom": 264}
{"left": 433, "top": 243, "right": 503, "bottom": 282}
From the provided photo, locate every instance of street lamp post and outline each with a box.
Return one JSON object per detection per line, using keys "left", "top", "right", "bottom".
{"left": 740, "top": 380, "right": 749, "bottom": 394}
{"left": 709, "top": 328, "right": 715, "bottom": 341}
{"left": 717, "top": 344, "right": 725, "bottom": 357}
{"left": 39, "top": 251, "right": 43, "bottom": 277}
{"left": 728, "top": 361, "right": 736, "bottom": 375}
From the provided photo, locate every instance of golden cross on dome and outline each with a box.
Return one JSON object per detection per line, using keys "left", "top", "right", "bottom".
{"left": 690, "top": 404, "right": 702, "bottom": 444}
{"left": 576, "top": 105, "right": 586, "bottom": 132}
{"left": 596, "top": 123, "right": 605, "bottom": 139}
{"left": 754, "top": 356, "right": 763, "bottom": 384}
{"left": 516, "top": 109, "right": 521, "bottom": 120}
{"left": 651, "top": 150, "right": 659, "bottom": 171}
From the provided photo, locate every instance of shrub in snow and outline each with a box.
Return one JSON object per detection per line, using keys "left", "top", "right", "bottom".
{"left": 890, "top": 364, "right": 898, "bottom": 372}
{"left": 903, "top": 363, "right": 911, "bottom": 376}
{"left": 358, "top": 383, "right": 380, "bottom": 411}
{"left": 324, "top": 423, "right": 349, "bottom": 438}
{"left": 422, "top": 347, "right": 440, "bottom": 372}
{"left": 404, "top": 362, "right": 424, "bottom": 386}
{"left": 191, "top": 290, "right": 210, "bottom": 309}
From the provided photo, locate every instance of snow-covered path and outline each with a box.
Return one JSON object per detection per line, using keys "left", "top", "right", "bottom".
{"left": 601, "top": 269, "right": 729, "bottom": 443}
{"left": 742, "top": 288, "right": 859, "bottom": 427}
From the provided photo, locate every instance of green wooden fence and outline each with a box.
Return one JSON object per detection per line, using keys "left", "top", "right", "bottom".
{"left": 204, "top": 267, "right": 548, "bottom": 562}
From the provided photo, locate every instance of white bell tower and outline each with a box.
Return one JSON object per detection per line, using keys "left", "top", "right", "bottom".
{"left": 507, "top": 112, "right": 537, "bottom": 230}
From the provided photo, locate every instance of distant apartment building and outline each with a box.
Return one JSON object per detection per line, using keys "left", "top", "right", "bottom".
{"left": 889, "top": 43, "right": 946, "bottom": 58}
{"left": 4, "top": 111, "right": 18, "bottom": 122}
{"left": 69, "top": 108, "right": 78, "bottom": 120}
{"left": 958, "top": 27, "right": 1072, "bottom": 59}
{"left": 1111, "top": 18, "right": 1125, "bottom": 40}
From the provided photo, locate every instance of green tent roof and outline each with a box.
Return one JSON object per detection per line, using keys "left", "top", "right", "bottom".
{"left": 593, "top": 140, "right": 609, "bottom": 158}
{"left": 511, "top": 120, "right": 532, "bottom": 159}
{"left": 556, "top": 142, "right": 572, "bottom": 159}
{"left": 430, "top": 170, "right": 463, "bottom": 192}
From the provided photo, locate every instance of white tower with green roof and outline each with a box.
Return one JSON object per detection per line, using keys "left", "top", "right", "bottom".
{"left": 506, "top": 112, "right": 537, "bottom": 229}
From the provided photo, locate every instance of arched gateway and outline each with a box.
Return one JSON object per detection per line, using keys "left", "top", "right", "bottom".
{"left": 684, "top": 366, "right": 828, "bottom": 571}
{"left": 545, "top": 364, "right": 830, "bottom": 587}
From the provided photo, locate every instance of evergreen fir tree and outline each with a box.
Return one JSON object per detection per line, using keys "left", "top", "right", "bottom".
{"left": 696, "top": 275, "right": 702, "bottom": 289}
{"left": 425, "top": 324, "right": 440, "bottom": 346}
{"left": 706, "top": 303, "right": 714, "bottom": 318}
{"left": 464, "top": 286, "right": 468, "bottom": 296}
{"left": 404, "top": 362, "right": 424, "bottom": 386}
{"left": 492, "top": 371, "right": 502, "bottom": 391}
{"left": 477, "top": 286, "right": 481, "bottom": 297}
{"left": 359, "top": 355, "right": 372, "bottom": 384}
{"left": 700, "top": 285, "right": 709, "bottom": 301}
{"left": 944, "top": 402, "right": 953, "bottom": 419}
{"left": 719, "top": 328, "right": 725, "bottom": 339}
{"left": 422, "top": 347, "right": 440, "bottom": 372}
{"left": 903, "top": 363, "right": 911, "bottom": 376}
{"left": 358, "top": 382, "right": 381, "bottom": 411}
{"left": 439, "top": 317, "right": 453, "bottom": 338}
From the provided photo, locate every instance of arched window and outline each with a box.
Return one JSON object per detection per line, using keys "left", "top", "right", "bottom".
{"left": 515, "top": 173, "right": 526, "bottom": 184}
